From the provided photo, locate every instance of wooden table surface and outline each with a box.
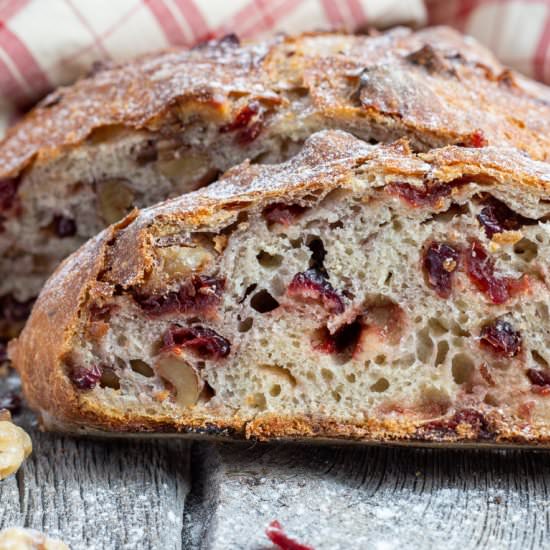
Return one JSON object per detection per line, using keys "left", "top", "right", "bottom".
{"left": 1, "top": 372, "right": 549, "bottom": 550}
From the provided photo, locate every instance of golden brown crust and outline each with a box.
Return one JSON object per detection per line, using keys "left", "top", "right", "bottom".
{"left": 11, "top": 129, "right": 550, "bottom": 445}
{"left": 3, "top": 26, "right": 550, "bottom": 180}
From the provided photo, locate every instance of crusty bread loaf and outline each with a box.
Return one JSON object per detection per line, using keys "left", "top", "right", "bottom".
{"left": 12, "top": 130, "right": 550, "bottom": 445}
{"left": 2, "top": 26, "right": 550, "bottom": 356}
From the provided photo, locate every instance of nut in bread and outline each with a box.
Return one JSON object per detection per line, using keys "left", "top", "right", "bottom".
{"left": 12, "top": 131, "right": 550, "bottom": 445}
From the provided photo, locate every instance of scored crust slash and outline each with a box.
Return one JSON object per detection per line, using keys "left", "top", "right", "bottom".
{"left": 11, "top": 130, "right": 550, "bottom": 446}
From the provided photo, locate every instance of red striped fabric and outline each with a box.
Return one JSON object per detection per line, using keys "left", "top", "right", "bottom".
{"left": 1, "top": 0, "right": 550, "bottom": 136}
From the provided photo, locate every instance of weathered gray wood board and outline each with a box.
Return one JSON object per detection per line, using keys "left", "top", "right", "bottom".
{"left": 185, "top": 442, "right": 550, "bottom": 550}
{"left": 1, "top": 419, "right": 191, "bottom": 549}
{"left": 2, "top": 381, "right": 550, "bottom": 550}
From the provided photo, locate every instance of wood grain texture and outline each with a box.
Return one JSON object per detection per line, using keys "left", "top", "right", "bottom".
{"left": 0, "top": 393, "right": 192, "bottom": 550}
{"left": 186, "top": 442, "right": 550, "bottom": 550}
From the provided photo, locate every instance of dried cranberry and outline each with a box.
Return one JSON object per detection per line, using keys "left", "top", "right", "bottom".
{"left": 220, "top": 101, "right": 264, "bottom": 144}
{"left": 287, "top": 269, "right": 344, "bottom": 315}
{"left": 0, "top": 295, "right": 35, "bottom": 322}
{"left": 467, "top": 130, "right": 488, "bottom": 148}
{"left": 464, "top": 240, "right": 528, "bottom": 304}
{"left": 315, "top": 320, "right": 362, "bottom": 355}
{"left": 480, "top": 319, "right": 521, "bottom": 357}
{"left": 0, "top": 178, "right": 18, "bottom": 211}
{"left": 53, "top": 215, "right": 77, "bottom": 237}
{"left": 266, "top": 520, "right": 314, "bottom": 550}
{"left": 527, "top": 368, "right": 550, "bottom": 387}
{"left": 0, "top": 392, "right": 22, "bottom": 415}
{"left": 263, "top": 204, "right": 307, "bottom": 226}
{"left": 477, "top": 197, "right": 532, "bottom": 238}
{"left": 134, "top": 276, "right": 225, "bottom": 318}
{"left": 422, "top": 409, "right": 492, "bottom": 439}
{"left": 89, "top": 303, "right": 117, "bottom": 322}
{"left": 387, "top": 180, "right": 464, "bottom": 208}
{"left": 163, "top": 325, "right": 230, "bottom": 359}
{"left": 422, "top": 242, "right": 460, "bottom": 298}
{"left": 69, "top": 364, "right": 103, "bottom": 390}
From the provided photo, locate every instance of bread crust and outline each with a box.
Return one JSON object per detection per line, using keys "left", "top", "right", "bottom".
{"left": 3, "top": 26, "right": 550, "bottom": 180}
{"left": 11, "top": 130, "right": 550, "bottom": 445}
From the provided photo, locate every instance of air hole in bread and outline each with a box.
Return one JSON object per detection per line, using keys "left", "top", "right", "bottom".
{"left": 257, "top": 251, "right": 283, "bottom": 269}
{"left": 532, "top": 350, "right": 549, "bottom": 369}
{"left": 321, "top": 368, "right": 334, "bottom": 382}
{"left": 435, "top": 340, "right": 449, "bottom": 366}
{"left": 250, "top": 289, "right": 280, "bottom": 313}
{"left": 199, "top": 380, "right": 216, "bottom": 403}
{"left": 238, "top": 317, "right": 254, "bottom": 332}
{"left": 240, "top": 284, "right": 257, "bottom": 303}
{"left": 416, "top": 327, "right": 434, "bottom": 363}
{"left": 513, "top": 238, "right": 537, "bottom": 262}
{"left": 371, "top": 378, "right": 390, "bottom": 392}
{"left": 100, "top": 368, "right": 120, "bottom": 390}
{"left": 484, "top": 393, "right": 499, "bottom": 406}
{"left": 270, "top": 384, "right": 282, "bottom": 397}
{"left": 130, "top": 359, "right": 154, "bottom": 378}
{"left": 247, "top": 393, "right": 267, "bottom": 410}
{"left": 452, "top": 353, "right": 475, "bottom": 385}
{"left": 259, "top": 365, "right": 297, "bottom": 387}
{"left": 306, "top": 237, "right": 327, "bottom": 274}
{"left": 428, "top": 202, "right": 470, "bottom": 224}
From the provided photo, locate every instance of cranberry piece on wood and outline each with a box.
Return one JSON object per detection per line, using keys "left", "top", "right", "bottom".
{"left": 464, "top": 240, "right": 528, "bottom": 304}
{"left": 69, "top": 364, "right": 103, "bottom": 390}
{"left": 163, "top": 325, "right": 230, "bottom": 360}
{"left": 263, "top": 203, "right": 307, "bottom": 226}
{"left": 134, "top": 276, "right": 225, "bottom": 318}
{"left": 288, "top": 269, "right": 344, "bottom": 315}
{"left": 477, "top": 197, "right": 532, "bottom": 238}
{"left": 422, "top": 242, "right": 460, "bottom": 298}
{"left": 480, "top": 319, "right": 522, "bottom": 357}
{"left": 265, "top": 520, "right": 314, "bottom": 550}
{"left": 53, "top": 215, "right": 77, "bottom": 238}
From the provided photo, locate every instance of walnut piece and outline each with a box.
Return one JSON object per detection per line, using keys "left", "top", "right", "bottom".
{"left": 157, "top": 151, "right": 213, "bottom": 190}
{"left": 156, "top": 355, "right": 202, "bottom": 407}
{"left": 157, "top": 244, "right": 214, "bottom": 278}
{"left": 0, "top": 420, "right": 32, "bottom": 480}
{"left": 0, "top": 527, "right": 68, "bottom": 550}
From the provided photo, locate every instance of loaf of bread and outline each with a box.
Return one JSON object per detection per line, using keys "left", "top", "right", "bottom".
{"left": 2, "top": 26, "right": 550, "bottom": 357}
{"left": 12, "top": 130, "right": 550, "bottom": 444}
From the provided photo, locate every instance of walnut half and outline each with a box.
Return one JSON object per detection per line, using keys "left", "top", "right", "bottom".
{"left": 156, "top": 355, "right": 203, "bottom": 407}
{"left": 0, "top": 527, "right": 68, "bottom": 550}
{"left": 0, "top": 418, "right": 32, "bottom": 480}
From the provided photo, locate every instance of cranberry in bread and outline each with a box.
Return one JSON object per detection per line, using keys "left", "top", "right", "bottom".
{"left": 11, "top": 131, "right": 550, "bottom": 444}
{"left": 2, "top": 27, "right": 550, "bottom": 351}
